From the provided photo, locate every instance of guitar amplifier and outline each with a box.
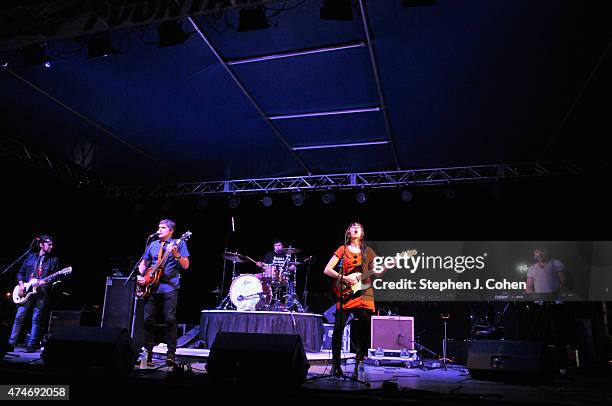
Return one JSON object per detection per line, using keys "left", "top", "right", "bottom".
{"left": 321, "top": 323, "right": 351, "bottom": 352}
{"left": 48, "top": 311, "right": 98, "bottom": 334}
{"left": 101, "top": 277, "right": 143, "bottom": 347}
{"left": 371, "top": 316, "right": 415, "bottom": 350}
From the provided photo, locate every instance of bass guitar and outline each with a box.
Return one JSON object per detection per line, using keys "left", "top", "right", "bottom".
{"left": 333, "top": 249, "right": 417, "bottom": 303}
{"left": 136, "top": 231, "right": 192, "bottom": 299}
{"left": 13, "top": 267, "right": 73, "bottom": 305}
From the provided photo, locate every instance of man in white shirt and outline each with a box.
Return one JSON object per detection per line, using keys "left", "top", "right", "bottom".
{"left": 526, "top": 248, "right": 567, "bottom": 293}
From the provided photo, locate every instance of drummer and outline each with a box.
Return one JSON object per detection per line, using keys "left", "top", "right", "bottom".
{"left": 255, "top": 239, "right": 296, "bottom": 276}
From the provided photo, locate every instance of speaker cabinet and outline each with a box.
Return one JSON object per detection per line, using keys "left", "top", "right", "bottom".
{"left": 206, "top": 332, "right": 309, "bottom": 385}
{"left": 467, "top": 340, "right": 550, "bottom": 380}
{"left": 48, "top": 311, "right": 98, "bottom": 335}
{"left": 42, "top": 326, "right": 138, "bottom": 372}
{"left": 101, "top": 277, "right": 143, "bottom": 347}
{"left": 371, "top": 316, "right": 414, "bottom": 350}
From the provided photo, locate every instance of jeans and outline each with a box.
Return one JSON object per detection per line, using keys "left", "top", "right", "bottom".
{"left": 9, "top": 293, "right": 48, "bottom": 347}
{"left": 332, "top": 307, "right": 372, "bottom": 365}
{"left": 143, "top": 290, "right": 178, "bottom": 355}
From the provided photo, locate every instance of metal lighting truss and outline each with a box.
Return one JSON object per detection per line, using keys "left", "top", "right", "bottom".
{"left": 124, "top": 161, "right": 587, "bottom": 198}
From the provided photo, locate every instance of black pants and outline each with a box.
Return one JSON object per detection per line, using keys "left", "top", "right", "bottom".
{"left": 332, "top": 307, "right": 372, "bottom": 364}
{"left": 143, "top": 290, "right": 178, "bottom": 355}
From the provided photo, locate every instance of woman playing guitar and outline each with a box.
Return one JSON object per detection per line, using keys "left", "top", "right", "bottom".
{"left": 323, "top": 222, "right": 392, "bottom": 378}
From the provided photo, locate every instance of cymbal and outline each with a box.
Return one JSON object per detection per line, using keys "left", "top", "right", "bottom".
{"left": 287, "top": 261, "right": 303, "bottom": 266}
{"left": 222, "top": 252, "right": 250, "bottom": 263}
{"left": 281, "top": 247, "right": 303, "bottom": 254}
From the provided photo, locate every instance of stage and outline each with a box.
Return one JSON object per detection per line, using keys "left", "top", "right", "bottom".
{"left": 2, "top": 346, "right": 611, "bottom": 404}
{"left": 199, "top": 310, "right": 325, "bottom": 353}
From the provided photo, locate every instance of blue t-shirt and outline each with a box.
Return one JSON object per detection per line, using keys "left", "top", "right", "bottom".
{"left": 143, "top": 238, "right": 190, "bottom": 293}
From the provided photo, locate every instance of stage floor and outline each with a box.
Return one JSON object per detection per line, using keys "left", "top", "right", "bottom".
{"left": 3, "top": 346, "right": 611, "bottom": 405}
{"left": 152, "top": 344, "right": 355, "bottom": 364}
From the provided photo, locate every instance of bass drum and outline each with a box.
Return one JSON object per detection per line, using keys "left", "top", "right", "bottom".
{"left": 230, "top": 274, "right": 271, "bottom": 311}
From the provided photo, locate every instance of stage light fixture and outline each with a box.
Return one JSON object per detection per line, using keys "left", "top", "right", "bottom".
{"left": 443, "top": 187, "right": 456, "bottom": 200}
{"left": 196, "top": 198, "right": 208, "bottom": 211}
{"left": 356, "top": 191, "right": 368, "bottom": 204}
{"left": 228, "top": 195, "right": 241, "bottom": 209}
{"left": 158, "top": 20, "right": 190, "bottom": 47}
{"left": 401, "top": 190, "right": 413, "bottom": 202}
{"left": 21, "top": 43, "right": 50, "bottom": 66}
{"left": 87, "top": 35, "right": 118, "bottom": 59}
{"left": 320, "top": 0, "right": 353, "bottom": 21}
{"left": 292, "top": 192, "right": 305, "bottom": 207}
{"left": 262, "top": 195, "right": 273, "bottom": 207}
{"left": 402, "top": 0, "right": 437, "bottom": 6}
{"left": 237, "top": 7, "right": 270, "bottom": 32}
{"left": 321, "top": 191, "right": 336, "bottom": 205}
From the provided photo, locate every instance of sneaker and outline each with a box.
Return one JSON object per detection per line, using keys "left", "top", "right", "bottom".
{"left": 166, "top": 354, "right": 177, "bottom": 366}
{"left": 146, "top": 352, "right": 154, "bottom": 367}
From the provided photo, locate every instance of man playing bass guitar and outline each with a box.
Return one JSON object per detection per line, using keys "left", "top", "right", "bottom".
{"left": 137, "top": 219, "right": 190, "bottom": 366}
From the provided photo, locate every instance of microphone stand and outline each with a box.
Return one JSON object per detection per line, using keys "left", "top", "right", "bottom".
{"left": 121, "top": 234, "right": 153, "bottom": 348}
{"left": 216, "top": 216, "right": 235, "bottom": 309}
{"left": 302, "top": 256, "right": 315, "bottom": 312}
{"left": 1, "top": 240, "right": 36, "bottom": 276}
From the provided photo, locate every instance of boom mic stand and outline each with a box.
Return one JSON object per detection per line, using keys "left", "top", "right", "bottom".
{"left": 1, "top": 239, "right": 36, "bottom": 276}
{"left": 216, "top": 216, "right": 236, "bottom": 309}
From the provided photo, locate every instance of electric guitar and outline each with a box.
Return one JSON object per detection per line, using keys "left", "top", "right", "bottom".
{"left": 136, "top": 231, "right": 192, "bottom": 299}
{"left": 333, "top": 249, "right": 417, "bottom": 303}
{"left": 13, "top": 267, "right": 72, "bottom": 305}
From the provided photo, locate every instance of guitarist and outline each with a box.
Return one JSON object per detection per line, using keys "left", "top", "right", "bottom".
{"left": 8, "top": 235, "right": 58, "bottom": 352}
{"left": 137, "top": 219, "right": 190, "bottom": 366}
{"left": 323, "top": 223, "right": 392, "bottom": 377}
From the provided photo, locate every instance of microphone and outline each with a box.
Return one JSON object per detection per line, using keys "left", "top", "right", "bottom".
{"left": 231, "top": 216, "right": 235, "bottom": 232}
{"left": 148, "top": 232, "right": 159, "bottom": 239}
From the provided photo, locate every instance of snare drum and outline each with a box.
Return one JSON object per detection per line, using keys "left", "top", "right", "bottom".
{"left": 230, "top": 274, "right": 271, "bottom": 311}
{"left": 261, "top": 263, "right": 276, "bottom": 281}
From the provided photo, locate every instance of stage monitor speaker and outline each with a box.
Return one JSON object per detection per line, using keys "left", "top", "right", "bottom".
{"left": 371, "top": 316, "right": 414, "bottom": 350}
{"left": 101, "top": 277, "right": 143, "bottom": 347}
{"left": 206, "top": 332, "right": 309, "bottom": 385}
{"left": 467, "top": 340, "right": 550, "bottom": 380}
{"left": 42, "top": 326, "right": 138, "bottom": 372}
{"left": 1, "top": 322, "right": 9, "bottom": 358}
{"left": 48, "top": 311, "right": 98, "bottom": 335}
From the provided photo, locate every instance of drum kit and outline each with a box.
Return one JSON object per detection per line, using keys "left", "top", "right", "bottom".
{"left": 217, "top": 247, "right": 306, "bottom": 312}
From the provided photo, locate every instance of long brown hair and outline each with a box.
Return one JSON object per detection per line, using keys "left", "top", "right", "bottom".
{"left": 344, "top": 222, "right": 368, "bottom": 272}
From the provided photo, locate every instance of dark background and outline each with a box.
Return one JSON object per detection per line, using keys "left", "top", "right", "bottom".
{"left": 1, "top": 159, "right": 610, "bottom": 354}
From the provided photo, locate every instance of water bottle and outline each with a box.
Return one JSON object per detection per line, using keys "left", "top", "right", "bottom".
{"left": 400, "top": 348, "right": 409, "bottom": 359}
{"left": 374, "top": 347, "right": 384, "bottom": 357}
{"left": 357, "top": 361, "right": 365, "bottom": 381}
{"left": 139, "top": 348, "right": 148, "bottom": 369}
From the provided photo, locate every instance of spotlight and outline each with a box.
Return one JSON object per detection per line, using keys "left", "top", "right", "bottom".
{"left": 87, "top": 35, "right": 117, "bottom": 59}
{"left": 228, "top": 195, "right": 240, "bottom": 209}
{"left": 401, "top": 190, "right": 413, "bottom": 202}
{"left": 196, "top": 198, "right": 208, "bottom": 211}
{"left": 158, "top": 20, "right": 190, "bottom": 47}
{"left": 237, "top": 7, "right": 270, "bottom": 32}
{"left": 21, "top": 43, "right": 50, "bottom": 66}
{"left": 320, "top": 0, "right": 353, "bottom": 21}
{"left": 402, "top": 0, "right": 437, "bottom": 6}
{"left": 292, "top": 192, "right": 305, "bottom": 207}
{"left": 261, "top": 195, "right": 273, "bottom": 207}
{"left": 356, "top": 191, "right": 368, "bottom": 204}
{"left": 443, "top": 187, "right": 456, "bottom": 200}
{"left": 321, "top": 191, "right": 336, "bottom": 205}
